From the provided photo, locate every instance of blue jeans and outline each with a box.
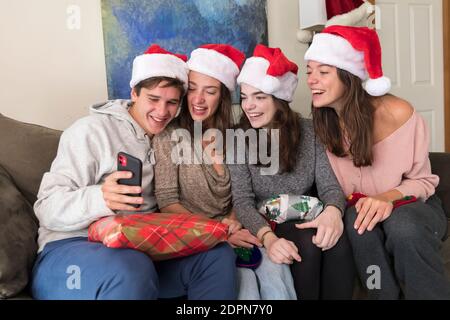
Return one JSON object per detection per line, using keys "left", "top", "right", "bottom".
{"left": 31, "top": 237, "right": 237, "bottom": 300}
{"left": 236, "top": 248, "right": 297, "bottom": 300}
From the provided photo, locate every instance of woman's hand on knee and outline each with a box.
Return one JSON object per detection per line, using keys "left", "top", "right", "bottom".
{"left": 266, "top": 235, "right": 302, "bottom": 264}
{"left": 354, "top": 196, "right": 393, "bottom": 234}
{"left": 296, "top": 205, "right": 343, "bottom": 251}
{"left": 227, "top": 229, "right": 261, "bottom": 248}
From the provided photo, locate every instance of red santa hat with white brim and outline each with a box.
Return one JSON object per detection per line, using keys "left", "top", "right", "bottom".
{"left": 237, "top": 44, "right": 299, "bottom": 102}
{"left": 130, "top": 44, "right": 189, "bottom": 90}
{"left": 187, "top": 44, "right": 245, "bottom": 92}
{"left": 304, "top": 25, "right": 391, "bottom": 96}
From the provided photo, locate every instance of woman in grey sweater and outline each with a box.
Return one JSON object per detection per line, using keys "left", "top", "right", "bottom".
{"left": 230, "top": 44, "right": 355, "bottom": 299}
{"left": 153, "top": 44, "right": 296, "bottom": 300}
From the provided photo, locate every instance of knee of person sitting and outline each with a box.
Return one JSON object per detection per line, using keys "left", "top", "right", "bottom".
{"left": 94, "top": 249, "right": 159, "bottom": 299}
{"left": 385, "top": 216, "right": 427, "bottom": 245}
{"left": 104, "top": 249, "right": 158, "bottom": 282}
{"left": 205, "top": 242, "right": 236, "bottom": 263}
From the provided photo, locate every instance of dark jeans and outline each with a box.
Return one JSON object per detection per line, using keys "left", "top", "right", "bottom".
{"left": 276, "top": 221, "right": 356, "bottom": 300}
{"left": 345, "top": 195, "right": 450, "bottom": 300}
{"left": 31, "top": 237, "right": 237, "bottom": 300}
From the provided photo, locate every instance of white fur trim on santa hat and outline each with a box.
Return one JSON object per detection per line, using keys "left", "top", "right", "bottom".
{"left": 187, "top": 48, "right": 240, "bottom": 91}
{"left": 130, "top": 53, "right": 188, "bottom": 89}
{"left": 237, "top": 57, "right": 299, "bottom": 102}
{"left": 364, "top": 76, "right": 391, "bottom": 96}
{"left": 304, "top": 33, "right": 367, "bottom": 80}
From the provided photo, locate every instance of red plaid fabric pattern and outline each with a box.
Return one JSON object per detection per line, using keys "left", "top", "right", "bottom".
{"left": 88, "top": 212, "right": 229, "bottom": 261}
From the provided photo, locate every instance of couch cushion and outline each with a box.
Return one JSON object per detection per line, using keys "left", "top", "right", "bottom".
{"left": 0, "top": 165, "right": 38, "bottom": 299}
{"left": 0, "top": 114, "right": 61, "bottom": 205}
{"left": 429, "top": 152, "right": 450, "bottom": 219}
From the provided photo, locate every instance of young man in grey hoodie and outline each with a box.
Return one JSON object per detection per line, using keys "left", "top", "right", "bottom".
{"left": 31, "top": 44, "right": 237, "bottom": 300}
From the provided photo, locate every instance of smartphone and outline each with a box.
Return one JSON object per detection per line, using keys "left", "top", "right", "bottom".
{"left": 117, "top": 152, "right": 143, "bottom": 208}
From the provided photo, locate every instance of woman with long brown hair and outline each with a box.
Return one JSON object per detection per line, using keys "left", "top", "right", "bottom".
{"left": 305, "top": 25, "right": 450, "bottom": 299}
{"left": 230, "top": 44, "right": 355, "bottom": 299}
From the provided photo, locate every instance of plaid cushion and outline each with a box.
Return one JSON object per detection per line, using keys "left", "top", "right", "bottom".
{"left": 88, "top": 212, "right": 229, "bottom": 261}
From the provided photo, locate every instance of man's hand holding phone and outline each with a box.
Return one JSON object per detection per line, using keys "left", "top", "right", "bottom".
{"left": 102, "top": 152, "right": 144, "bottom": 211}
{"left": 102, "top": 171, "right": 143, "bottom": 211}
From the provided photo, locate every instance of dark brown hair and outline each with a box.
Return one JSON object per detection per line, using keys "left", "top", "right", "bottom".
{"left": 133, "top": 76, "right": 186, "bottom": 97}
{"left": 177, "top": 83, "right": 234, "bottom": 150}
{"left": 238, "top": 96, "right": 302, "bottom": 173}
{"left": 312, "top": 68, "right": 375, "bottom": 167}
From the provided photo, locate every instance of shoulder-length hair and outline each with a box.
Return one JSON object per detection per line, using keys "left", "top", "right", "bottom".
{"left": 312, "top": 68, "right": 375, "bottom": 167}
{"left": 238, "top": 96, "right": 302, "bottom": 173}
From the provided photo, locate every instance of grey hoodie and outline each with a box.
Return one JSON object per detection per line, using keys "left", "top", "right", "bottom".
{"left": 34, "top": 100, "right": 158, "bottom": 252}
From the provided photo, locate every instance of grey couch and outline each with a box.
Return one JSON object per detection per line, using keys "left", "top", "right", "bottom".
{"left": 0, "top": 113, "right": 449, "bottom": 299}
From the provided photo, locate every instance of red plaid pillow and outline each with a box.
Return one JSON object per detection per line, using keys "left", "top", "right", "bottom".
{"left": 88, "top": 212, "right": 229, "bottom": 261}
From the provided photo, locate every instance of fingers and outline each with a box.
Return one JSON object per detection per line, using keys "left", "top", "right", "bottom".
{"left": 104, "top": 193, "right": 143, "bottom": 206}
{"left": 227, "top": 235, "right": 254, "bottom": 248}
{"left": 357, "top": 203, "right": 378, "bottom": 234}
{"left": 105, "top": 170, "right": 133, "bottom": 183}
{"left": 104, "top": 200, "right": 141, "bottom": 211}
{"left": 226, "top": 220, "right": 242, "bottom": 235}
{"left": 312, "top": 225, "right": 326, "bottom": 246}
{"left": 268, "top": 238, "right": 301, "bottom": 264}
{"left": 102, "top": 171, "right": 143, "bottom": 211}
{"left": 317, "top": 227, "right": 332, "bottom": 248}
{"left": 354, "top": 197, "right": 370, "bottom": 229}
{"left": 228, "top": 229, "right": 262, "bottom": 248}
{"left": 103, "top": 183, "right": 141, "bottom": 196}
{"left": 381, "top": 205, "right": 393, "bottom": 222}
{"left": 295, "top": 220, "right": 318, "bottom": 230}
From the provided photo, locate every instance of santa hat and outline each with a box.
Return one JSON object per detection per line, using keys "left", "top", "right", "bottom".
{"left": 187, "top": 44, "right": 245, "bottom": 92}
{"left": 237, "top": 44, "right": 299, "bottom": 102}
{"left": 130, "top": 44, "right": 189, "bottom": 90}
{"left": 304, "top": 25, "right": 391, "bottom": 96}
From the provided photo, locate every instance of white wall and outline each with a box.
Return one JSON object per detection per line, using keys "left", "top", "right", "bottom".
{"left": 0, "top": 0, "right": 310, "bottom": 130}
{"left": 0, "top": 0, "right": 108, "bottom": 130}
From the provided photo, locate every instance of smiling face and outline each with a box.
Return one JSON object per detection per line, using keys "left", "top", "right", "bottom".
{"left": 306, "top": 61, "right": 346, "bottom": 112}
{"left": 187, "top": 70, "right": 222, "bottom": 122}
{"left": 129, "top": 80, "right": 182, "bottom": 137}
{"left": 240, "top": 83, "right": 276, "bottom": 128}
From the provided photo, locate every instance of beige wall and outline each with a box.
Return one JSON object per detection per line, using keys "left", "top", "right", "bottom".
{"left": 0, "top": 0, "right": 108, "bottom": 130}
{"left": 0, "top": 0, "right": 310, "bottom": 130}
{"left": 267, "top": 0, "right": 311, "bottom": 117}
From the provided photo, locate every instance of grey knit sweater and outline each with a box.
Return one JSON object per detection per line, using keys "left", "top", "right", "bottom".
{"left": 229, "top": 118, "right": 346, "bottom": 236}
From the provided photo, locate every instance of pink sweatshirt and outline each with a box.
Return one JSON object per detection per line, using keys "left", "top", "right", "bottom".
{"left": 326, "top": 111, "right": 439, "bottom": 201}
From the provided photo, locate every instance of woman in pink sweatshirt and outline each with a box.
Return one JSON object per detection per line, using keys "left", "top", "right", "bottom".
{"left": 304, "top": 25, "right": 450, "bottom": 299}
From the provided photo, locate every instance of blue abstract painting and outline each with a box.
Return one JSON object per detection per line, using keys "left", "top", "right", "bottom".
{"left": 101, "top": 0, "right": 268, "bottom": 99}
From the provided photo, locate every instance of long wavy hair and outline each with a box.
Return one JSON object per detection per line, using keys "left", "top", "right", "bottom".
{"left": 238, "top": 96, "right": 302, "bottom": 173}
{"left": 312, "top": 68, "right": 375, "bottom": 167}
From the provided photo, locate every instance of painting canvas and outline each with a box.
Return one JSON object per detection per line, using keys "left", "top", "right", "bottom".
{"left": 101, "top": 0, "right": 268, "bottom": 100}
